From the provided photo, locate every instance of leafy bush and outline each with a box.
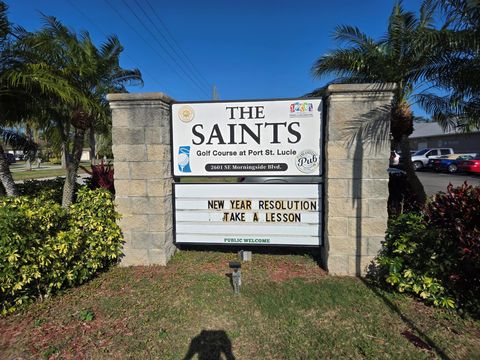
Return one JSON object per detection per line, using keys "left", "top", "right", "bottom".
{"left": 65, "top": 187, "right": 123, "bottom": 283}
{"left": 15, "top": 177, "right": 65, "bottom": 203}
{"left": 377, "top": 213, "right": 455, "bottom": 308}
{"left": 0, "top": 187, "right": 123, "bottom": 314}
{"left": 48, "top": 157, "right": 62, "bottom": 165}
{"left": 425, "top": 183, "right": 480, "bottom": 312}
{"left": 81, "top": 161, "right": 114, "bottom": 194}
{"left": 377, "top": 183, "right": 480, "bottom": 313}
{"left": 0, "top": 197, "right": 68, "bottom": 313}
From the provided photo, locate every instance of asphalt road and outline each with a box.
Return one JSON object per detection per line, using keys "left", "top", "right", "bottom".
{"left": 417, "top": 171, "right": 480, "bottom": 196}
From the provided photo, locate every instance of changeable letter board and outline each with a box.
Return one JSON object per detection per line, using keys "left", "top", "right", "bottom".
{"left": 174, "top": 184, "right": 322, "bottom": 246}
{"left": 172, "top": 99, "right": 322, "bottom": 176}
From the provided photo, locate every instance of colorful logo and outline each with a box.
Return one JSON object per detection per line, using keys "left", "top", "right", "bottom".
{"left": 295, "top": 150, "right": 319, "bottom": 174}
{"left": 178, "top": 146, "right": 192, "bottom": 173}
{"left": 289, "top": 102, "right": 313, "bottom": 116}
{"left": 178, "top": 105, "right": 195, "bottom": 122}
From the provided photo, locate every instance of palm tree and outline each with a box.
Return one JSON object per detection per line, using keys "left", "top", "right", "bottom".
{"left": 0, "top": 2, "right": 42, "bottom": 195}
{"left": 0, "top": 1, "right": 91, "bottom": 196}
{"left": 312, "top": 0, "right": 438, "bottom": 214}
{"left": 0, "top": 129, "right": 37, "bottom": 195}
{"left": 24, "top": 17, "right": 142, "bottom": 207}
{"left": 417, "top": 0, "right": 480, "bottom": 131}
{"left": 0, "top": 20, "right": 16, "bottom": 195}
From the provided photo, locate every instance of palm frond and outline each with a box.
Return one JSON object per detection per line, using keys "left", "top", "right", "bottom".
{"left": 333, "top": 25, "right": 375, "bottom": 48}
{"left": 100, "top": 35, "right": 122, "bottom": 59}
{"left": 0, "top": 128, "right": 38, "bottom": 158}
{"left": 0, "top": 1, "right": 10, "bottom": 41}
{"left": 419, "top": 0, "right": 437, "bottom": 28}
{"left": 416, "top": 92, "right": 480, "bottom": 130}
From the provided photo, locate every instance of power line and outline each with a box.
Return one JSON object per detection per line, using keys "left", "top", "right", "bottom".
{"left": 103, "top": 0, "right": 207, "bottom": 97}
{"left": 103, "top": 0, "right": 194, "bottom": 95}
{"left": 125, "top": 0, "right": 209, "bottom": 93}
{"left": 133, "top": 0, "right": 211, "bottom": 91}
{"left": 118, "top": 0, "right": 210, "bottom": 97}
{"left": 65, "top": 0, "right": 166, "bottom": 90}
{"left": 144, "top": 0, "right": 212, "bottom": 90}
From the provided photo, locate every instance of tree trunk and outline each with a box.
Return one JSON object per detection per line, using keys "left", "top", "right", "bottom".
{"left": 60, "top": 120, "right": 70, "bottom": 170}
{"left": 399, "top": 135, "right": 427, "bottom": 211}
{"left": 62, "top": 128, "right": 85, "bottom": 208}
{"left": 61, "top": 140, "right": 68, "bottom": 170}
{"left": 0, "top": 144, "right": 18, "bottom": 196}
{"left": 389, "top": 102, "right": 427, "bottom": 214}
{"left": 89, "top": 127, "right": 96, "bottom": 165}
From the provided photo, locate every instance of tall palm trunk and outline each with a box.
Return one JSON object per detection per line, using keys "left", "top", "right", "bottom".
{"left": 25, "top": 125, "right": 33, "bottom": 171}
{"left": 62, "top": 127, "right": 85, "bottom": 208}
{"left": 89, "top": 126, "right": 96, "bottom": 165}
{"left": 0, "top": 144, "right": 18, "bottom": 196}
{"left": 388, "top": 102, "right": 427, "bottom": 215}
{"left": 61, "top": 141, "right": 68, "bottom": 170}
{"left": 399, "top": 135, "right": 426, "bottom": 209}
{"left": 60, "top": 121, "right": 70, "bottom": 170}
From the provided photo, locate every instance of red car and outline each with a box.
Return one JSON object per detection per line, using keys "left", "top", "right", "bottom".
{"left": 458, "top": 154, "right": 480, "bottom": 173}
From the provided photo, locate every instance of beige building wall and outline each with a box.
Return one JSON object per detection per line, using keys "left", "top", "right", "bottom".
{"left": 410, "top": 133, "right": 480, "bottom": 153}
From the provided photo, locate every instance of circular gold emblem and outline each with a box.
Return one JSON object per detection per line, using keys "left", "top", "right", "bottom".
{"left": 178, "top": 105, "right": 194, "bottom": 123}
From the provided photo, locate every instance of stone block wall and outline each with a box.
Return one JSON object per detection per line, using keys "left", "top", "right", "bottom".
{"left": 107, "top": 93, "right": 175, "bottom": 266}
{"left": 108, "top": 86, "right": 394, "bottom": 274}
{"left": 322, "top": 84, "right": 395, "bottom": 275}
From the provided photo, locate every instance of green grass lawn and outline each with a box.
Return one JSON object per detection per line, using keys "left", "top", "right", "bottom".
{"left": 1, "top": 251, "right": 479, "bottom": 359}
{"left": 11, "top": 162, "right": 89, "bottom": 181}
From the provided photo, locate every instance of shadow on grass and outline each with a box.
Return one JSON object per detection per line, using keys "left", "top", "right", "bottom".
{"left": 183, "top": 330, "right": 235, "bottom": 360}
{"left": 361, "top": 278, "right": 451, "bottom": 360}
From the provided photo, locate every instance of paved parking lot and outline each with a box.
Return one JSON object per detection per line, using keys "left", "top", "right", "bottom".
{"left": 417, "top": 171, "right": 480, "bottom": 196}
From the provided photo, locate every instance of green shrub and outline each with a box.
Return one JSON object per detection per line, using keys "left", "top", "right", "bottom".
{"left": 48, "top": 157, "right": 62, "bottom": 165}
{"left": 16, "top": 177, "right": 65, "bottom": 203}
{"left": 377, "top": 183, "right": 480, "bottom": 313}
{"left": 377, "top": 213, "right": 455, "bottom": 308}
{"left": 0, "top": 197, "right": 68, "bottom": 313}
{"left": 64, "top": 187, "right": 123, "bottom": 285}
{"left": 0, "top": 187, "right": 123, "bottom": 315}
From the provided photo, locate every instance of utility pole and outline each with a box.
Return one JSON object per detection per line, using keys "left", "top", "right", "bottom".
{"left": 212, "top": 84, "right": 219, "bottom": 100}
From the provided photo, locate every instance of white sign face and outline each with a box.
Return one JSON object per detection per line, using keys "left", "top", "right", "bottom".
{"left": 174, "top": 184, "right": 322, "bottom": 246}
{"left": 172, "top": 99, "right": 322, "bottom": 176}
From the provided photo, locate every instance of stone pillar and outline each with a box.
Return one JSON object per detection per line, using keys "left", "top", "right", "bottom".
{"left": 107, "top": 93, "right": 175, "bottom": 266}
{"left": 322, "top": 84, "right": 395, "bottom": 275}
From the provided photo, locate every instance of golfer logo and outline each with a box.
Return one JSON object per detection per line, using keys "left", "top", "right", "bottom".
{"left": 178, "top": 105, "right": 194, "bottom": 123}
{"left": 296, "top": 150, "right": 319, "bottom": 173}
{"left": 178, "top": 146, "right": 192, "bottom": 173}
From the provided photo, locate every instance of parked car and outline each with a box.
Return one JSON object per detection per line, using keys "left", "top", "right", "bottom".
{"left": 410, "top": 148, "right": 454, "bottom": 171}
{"left": 458, "top": 154, "right": 480, "bottom": 174}
{"left": 431, "top": 154, "right": 476, "bottom": 173}
{"left": 3, "top": 153, "right": 16, "bottom": 164}
{"left": 426, "top": 155, "right": 448, "bottom": 170}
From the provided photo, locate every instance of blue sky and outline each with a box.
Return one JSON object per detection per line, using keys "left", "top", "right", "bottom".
{"left": 8, "top": 0, "right": 428, "bottom": 115}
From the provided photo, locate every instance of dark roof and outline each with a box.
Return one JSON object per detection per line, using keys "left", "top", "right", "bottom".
{"left": 410, "top": 122, "right": 480, "bottom": 138}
